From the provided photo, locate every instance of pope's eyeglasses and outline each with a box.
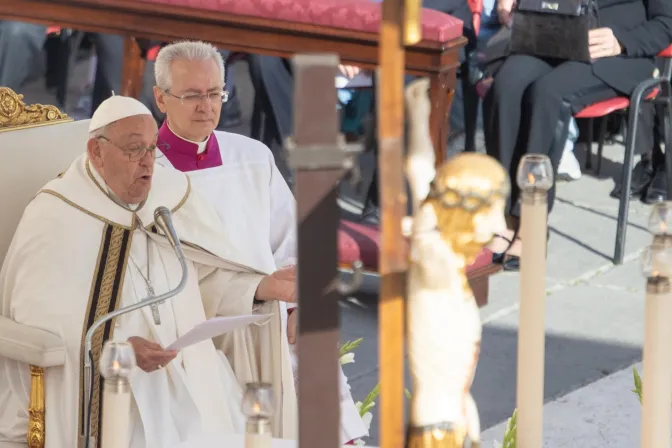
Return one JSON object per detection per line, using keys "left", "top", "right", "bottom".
{"left": 97, "top": 136, "right": 163, "bottom": 162}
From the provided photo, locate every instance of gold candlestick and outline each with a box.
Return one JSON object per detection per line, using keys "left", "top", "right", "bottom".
{"left": 242, "top": 383, "right": 275, "bottom": 448}
{"left": 515, "top": 154, "right": 553, "bottom": 448}
{"left": 99, "top": 341, "right": 136, "bottom": 448}
{"left": 640, "top": 202, "right": 672, "bottom": 448}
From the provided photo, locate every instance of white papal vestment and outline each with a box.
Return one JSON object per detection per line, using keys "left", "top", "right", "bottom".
{"left": 0, "top": 153, "right": 297, "bottom": 447}
{"left": 157, "top": 130, "right": 368, "bottom": 443}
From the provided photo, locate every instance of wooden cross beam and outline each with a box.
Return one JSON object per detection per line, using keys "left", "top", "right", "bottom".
{"left": 288, "top": 53, "right": 362, "bottom": 448}
{"left": 377, "top": 0, "right": 421, "bottom": 445}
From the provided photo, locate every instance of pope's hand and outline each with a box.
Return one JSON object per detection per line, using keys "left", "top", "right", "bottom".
{"left": 287, "top": 309, "right": 298, "bottom": 344}
{"left": 589, "top": 28, "right": 622, "bottom": 59}
{"left": 255, "top": 266, "right": 297, "bottom": 303}
{"left": 127, "top": 336, "right": 178, "bottom": 372}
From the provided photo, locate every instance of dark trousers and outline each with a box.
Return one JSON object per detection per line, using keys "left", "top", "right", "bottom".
{"left": 90, "top": 34, "right": 125, "bottom": 113}
{"left": 484, "top": 54, "right": 626, "bottom": 218}
{"left": 0, "top": 21, "right": 46, "bottom": 90}
{"left": 247, "top": 54, "right": 294, "bottom": 184}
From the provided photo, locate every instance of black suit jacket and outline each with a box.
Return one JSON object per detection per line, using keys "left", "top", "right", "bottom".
{"left": 593, "top": 0, "right": 672, "bottom": 94}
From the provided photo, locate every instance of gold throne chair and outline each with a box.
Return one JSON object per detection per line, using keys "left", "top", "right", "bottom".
{"left": 0, "top": 88, "right": 90, "bottom": 448}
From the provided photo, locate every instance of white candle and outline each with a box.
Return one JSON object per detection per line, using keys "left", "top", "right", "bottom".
{"left": 640, "top": 253, "right": 672, "bottom": 448}
{"left": 101, "top": 384, "right": 132, "bottom": 448}
{"left": 245, "top": 432, "right": 272, "bottom": 448}
{"left": 516, "top": 193, "right": 547, "bottom": 448}
{"left": 99, "top": 341, "right": 136, "bottom": 448}
{"left": 515, "top": 154, "right": 553, "bottom": 448}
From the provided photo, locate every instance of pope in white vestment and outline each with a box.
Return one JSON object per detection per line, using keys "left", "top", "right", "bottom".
{"left": 0, "top": 96, "right": 297, "bottom": 447}
{"left": 150, "top": 41, "right": 367, "bottom": 444}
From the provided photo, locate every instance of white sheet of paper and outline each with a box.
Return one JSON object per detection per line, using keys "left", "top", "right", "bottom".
{"left": 167, "top": 314, "right": 270, "bottom": 351}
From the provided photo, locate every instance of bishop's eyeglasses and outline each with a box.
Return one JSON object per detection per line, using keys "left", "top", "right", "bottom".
{"left": 163, "top": 89, "right": 229, "bottom": 106}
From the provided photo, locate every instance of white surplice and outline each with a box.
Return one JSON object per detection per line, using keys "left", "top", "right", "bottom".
{"left": 0, "top": 154, "right": 296, "bottom": 447}
{"left": 156, "top": 130, "right": 368, "bottom": 443}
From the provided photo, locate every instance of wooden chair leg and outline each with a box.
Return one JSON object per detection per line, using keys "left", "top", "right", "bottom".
{"left": 428, "top": 70, "right": 456, "bottom": 166}
{"left": 121, "top": 37, "right": 144, "bottom": 99}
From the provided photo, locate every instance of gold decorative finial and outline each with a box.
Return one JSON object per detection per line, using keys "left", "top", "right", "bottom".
{"left": 404, "top": 0, "right": 422, "bottom": 45}
{"left": 0, "top": 87, "right": 71, "bottom": 132}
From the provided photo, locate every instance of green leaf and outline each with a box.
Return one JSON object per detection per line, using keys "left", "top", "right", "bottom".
{"left": 358, "top": 383, "right": 381, "bottom": 417}
{"left": 501, "top": 408, "right": 517, "bottom": 448}
{"left": 633, "top": 367, "right": 643, "bottom": 404}
{"left": 405, "top": 388, "right": 412, "bottom": 400}
{"left": 340, "top": 338, "right": 364, "bottom": 357}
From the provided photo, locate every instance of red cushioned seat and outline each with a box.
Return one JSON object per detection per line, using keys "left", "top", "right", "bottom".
{"left": 575, "top": 88, "right": 660, "bottom": 119}
{"left": 339, "top": 220, "right": 382, "bottom": 271}
{"left": 659, "top": 44, "right": 672, "bottom": 58}
{"left": 138, "top": 0, "right": 463, "bottom": 43}
{"left": 338, "top": 219, "right": 496, "bottom": 276}
{"left": 574, "top": 97, "right": 632, "bottom": 119}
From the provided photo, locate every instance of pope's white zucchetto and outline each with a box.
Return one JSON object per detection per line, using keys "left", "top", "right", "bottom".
{"left": 88, "top": 95, "right": 153, "bottom": 132}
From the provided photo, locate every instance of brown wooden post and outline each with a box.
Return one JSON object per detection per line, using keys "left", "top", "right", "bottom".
{"left": 288, "top": 53, "right": 362, "bottom": 448}
{"left": 429, "top": 71, "right": 455, "bottom": 165}
{"left": 378, "top": 0, "right": 411, "bottom": 446}
{"left": 121, "top": 37, "right": 144, "bottom": 99}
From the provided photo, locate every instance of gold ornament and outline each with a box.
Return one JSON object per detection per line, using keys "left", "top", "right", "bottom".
{"left": 0, "top": 87, "right": 71, "bottom": 132}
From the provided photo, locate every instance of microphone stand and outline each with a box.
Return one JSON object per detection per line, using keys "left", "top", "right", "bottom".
{"left": 80, "top": 209, "right": 187, "bottom": 448}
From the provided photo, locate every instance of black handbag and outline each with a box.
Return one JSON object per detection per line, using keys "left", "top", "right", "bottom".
{"left": 510, "top": 0, "right": 599, "bottom": 62}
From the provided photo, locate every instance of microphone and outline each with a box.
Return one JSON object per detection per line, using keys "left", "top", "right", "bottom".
{"left": 154, "top": 206, "right": 181, "bottom": 251}
{"left": 80, "top": 206, "right": 189, "bottom": 448}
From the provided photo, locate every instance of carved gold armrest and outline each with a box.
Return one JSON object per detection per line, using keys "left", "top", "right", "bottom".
{"left": 28, "top": 366, "right": 45, "bottom": 448}
{"left": 0, "top": 316, "right": 65, "bottom": 448}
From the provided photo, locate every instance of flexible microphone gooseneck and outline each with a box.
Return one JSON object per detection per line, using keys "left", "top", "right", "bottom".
{"left": 80, "top": 206, "right": 188, "bottom": 448}
{"left": 154, "top": 206, "right": 182, "bottom": 251}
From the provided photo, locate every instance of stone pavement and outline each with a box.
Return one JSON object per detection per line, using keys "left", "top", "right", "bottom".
{"left": 19, "top": 56, "right": 655, "bottom": 447}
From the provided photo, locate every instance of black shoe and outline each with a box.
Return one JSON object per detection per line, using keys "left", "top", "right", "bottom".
{"left": 360, "top": 203, "right": 380, "bottom": 224}
{"left": 218, "top": 87, "right": 242, "bottom": 128}
{"left": 492, "top": 229, "right": 550, "bottom": 272}
{"left": 610, "top": 158, "right": 654, "bottom": 199}
{"left": 492, "top": 231, "right": 521, "bottom": 272}
{"left": 643, "top": 167, "right": 668, "bottom": 204}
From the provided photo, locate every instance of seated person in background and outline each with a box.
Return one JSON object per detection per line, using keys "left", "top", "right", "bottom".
{"left": 149, "top": 40, "right": 368, "bottom": 444}
{"left": 484, "top": 0, "right": 672, "bottom": 270}
{"left": 610, "top": 101, "right": 668, "bottom": 203}
{"left": 611, "top": 57, "right": 671, "bottom": 203}
{"left": 0, "top": 20, "right": 126, "bottom": 114}
{"left": 0, "top": 96, "right": 297, "bottom": 446}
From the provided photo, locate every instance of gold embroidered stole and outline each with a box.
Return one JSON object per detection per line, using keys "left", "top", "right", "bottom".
{"left": 77, "top": 224, "right": 133, "bottom": 448}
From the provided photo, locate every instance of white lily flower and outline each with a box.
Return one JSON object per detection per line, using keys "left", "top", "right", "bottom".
{"left": 361, "top": 411, "right": 373, "bottom": 431}
{"left": 339, "top": 352, "right": 355, "bottom": 365}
